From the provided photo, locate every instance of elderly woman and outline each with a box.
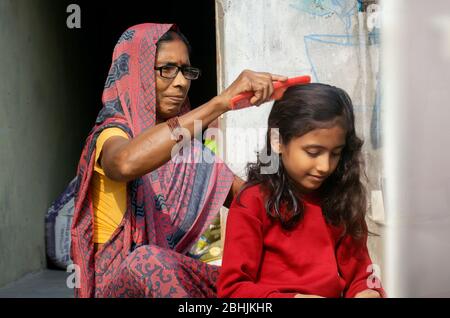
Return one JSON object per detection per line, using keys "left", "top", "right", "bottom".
{"left": 71, "top": 23, "right": 286, "bottom": 298}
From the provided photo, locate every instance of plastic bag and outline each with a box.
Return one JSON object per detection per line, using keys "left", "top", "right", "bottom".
{"left": 45, "top": 177, "right": 77, "bottom": 269}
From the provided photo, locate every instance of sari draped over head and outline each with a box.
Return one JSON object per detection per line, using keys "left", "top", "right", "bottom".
{"left": 70, "top": 23, "right": 234, "bottom": 298}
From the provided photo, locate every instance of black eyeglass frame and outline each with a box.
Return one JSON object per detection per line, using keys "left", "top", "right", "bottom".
{"left": 154, "top": 64, "right": 202, "bottom": 80}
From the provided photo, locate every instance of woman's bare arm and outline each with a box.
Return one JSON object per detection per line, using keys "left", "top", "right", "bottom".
{"left": 100, "top": 70, "right": 288, "bottom": 183}
{"left": 100, "top": 96, "right": 226, "bottom": 182}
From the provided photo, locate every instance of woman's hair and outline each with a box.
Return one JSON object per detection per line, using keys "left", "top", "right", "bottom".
{"left": 238, "top": 83, "right": 369, "bottom": 241}
{"left": 157, "top": 29, "right": 192, "bottom": 55}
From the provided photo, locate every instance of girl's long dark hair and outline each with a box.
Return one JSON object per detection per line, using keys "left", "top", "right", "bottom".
{"left": 238, "top": 83, "right": 369, "bottom": 242}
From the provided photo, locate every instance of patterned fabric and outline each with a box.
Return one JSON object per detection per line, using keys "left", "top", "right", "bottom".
{"left": 96, "top": 245, "right": 220, "bottom": 297}
{"left": 104, "top": 54, "right": 130, "bottom": 89}
{"left": 117, "top": 30, "right": 136, "bottom": 44}
{"left": 71, "top": 23, "right": 234, "bottom": 298}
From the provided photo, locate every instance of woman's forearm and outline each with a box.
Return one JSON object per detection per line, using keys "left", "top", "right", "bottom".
{"left": 102, "top": 70, "right": 286, "bottom": 183}
{"left": 107, "top": 96, "right": 227, "bottom": 182}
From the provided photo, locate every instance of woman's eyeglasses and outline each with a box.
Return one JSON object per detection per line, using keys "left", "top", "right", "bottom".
{"left": 154, "top": 64, "right": 201, "bottom": 80}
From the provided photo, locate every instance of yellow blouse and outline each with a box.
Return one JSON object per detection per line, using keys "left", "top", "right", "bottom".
{"left": 91, "top": 127, "right": 129, "bottom": 244}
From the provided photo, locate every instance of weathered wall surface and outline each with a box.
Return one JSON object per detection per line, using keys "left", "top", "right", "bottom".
{"left": 0, "top": 0, "right": 88, "bottom": 287}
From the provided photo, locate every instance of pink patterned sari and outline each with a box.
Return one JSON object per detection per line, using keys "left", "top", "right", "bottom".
{"left": 70, "top": 23, "right": 234, "bottom": 298}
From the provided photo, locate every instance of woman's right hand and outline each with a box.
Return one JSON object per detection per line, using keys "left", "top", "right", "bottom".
{"left": 215, "top": 70, "right": 288, "bottom": 112}
{"left": 294, "top": 293, "right": 325, "bottom": 298}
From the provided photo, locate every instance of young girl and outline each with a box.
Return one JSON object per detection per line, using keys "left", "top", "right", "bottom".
{"left": 217, "top": 83, "right": 386, "bottom": 298}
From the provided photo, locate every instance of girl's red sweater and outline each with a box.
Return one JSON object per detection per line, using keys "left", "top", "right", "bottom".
{"left": 217, "top": 185, "right": 386, "bottom": 298}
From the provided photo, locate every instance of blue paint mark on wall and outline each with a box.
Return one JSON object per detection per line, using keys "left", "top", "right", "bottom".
{"left": 290, "top": 0, "right": 382, "bottom": 148}
{"left": 290, "top": 0, "right": 356, "bottom": 33}
{"left": 303, "top": 34, "right": 357, "bottom": 81}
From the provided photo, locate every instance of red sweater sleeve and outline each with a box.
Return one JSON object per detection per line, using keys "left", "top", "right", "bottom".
{"left": 337, "top": 235, "right": 387, "bottom": 298}
{"left": 217, "top": 187, "right": 296, "bottom": 298}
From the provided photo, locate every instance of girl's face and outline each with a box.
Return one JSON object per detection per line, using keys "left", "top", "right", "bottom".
{"left": 276, "top": 124, "right": 347, "bottom": 193}
{"left": 155, "top": 39, "right": 191, "bottom": 122}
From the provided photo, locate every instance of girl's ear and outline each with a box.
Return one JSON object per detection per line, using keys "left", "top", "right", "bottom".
{"left": 270, "top": 128, "right": 283, "bottom": 154}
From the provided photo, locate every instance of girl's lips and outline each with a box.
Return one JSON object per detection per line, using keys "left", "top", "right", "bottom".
{"left": 308, "top": 174, "right": 326, "bottom": 182}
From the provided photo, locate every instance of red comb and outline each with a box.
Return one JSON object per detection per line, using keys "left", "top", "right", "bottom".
{"left": 230, "top": 75, "right": 311, "bottom": 110}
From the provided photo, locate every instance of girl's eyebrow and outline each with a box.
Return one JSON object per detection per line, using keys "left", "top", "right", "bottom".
{"left": 304, "top": 144, "right": 346, "bottom": 150}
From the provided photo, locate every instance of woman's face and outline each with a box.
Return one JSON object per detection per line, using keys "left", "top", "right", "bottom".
{"left": 155, "top": 39, "right": 191, "bottom": 122}
{"left": 276, "top": 124, "right": 347, "bottom": 193}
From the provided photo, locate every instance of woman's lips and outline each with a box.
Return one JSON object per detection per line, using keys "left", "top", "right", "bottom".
{"left": 166, "top": 96, "right": 185, "bottom": 103}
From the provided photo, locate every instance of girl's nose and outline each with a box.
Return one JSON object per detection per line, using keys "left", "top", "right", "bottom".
{"left": 316, "top": 155, "right": 331, "bottom": 174}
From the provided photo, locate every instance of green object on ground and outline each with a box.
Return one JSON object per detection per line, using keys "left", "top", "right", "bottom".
{"left": 204, "top": 139, "right": 217, "bottom": 154}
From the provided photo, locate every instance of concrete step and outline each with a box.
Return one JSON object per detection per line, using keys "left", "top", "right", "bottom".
{"left": 0, "top": 270, "right": 74, "bottom": 298}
